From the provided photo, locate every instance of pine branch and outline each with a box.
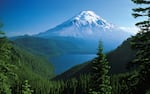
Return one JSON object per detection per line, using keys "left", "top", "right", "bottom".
{"left": 132, "top": 13, "right": 143, "bottom": 18}
{"left": 132, "top": 0, "right": 150, "bottom": 4}
{"left": 132, "top": 7, "right": 150, "bottom": 13}
{"left": 135, "top": 20, "right": 150, "bottom": 26}
{"left": 135, "top": 21, "right": 150, "bottom": 31}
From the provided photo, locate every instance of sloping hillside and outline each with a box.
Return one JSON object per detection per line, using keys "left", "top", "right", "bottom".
{"left": 107, "top": 38, "right": 137, "bottom": 73}
{"left": 53, "top": 38, "right": 137, "bottom": 80}
{"left": 12, "top": 42, "right": 55, "bottom": 79}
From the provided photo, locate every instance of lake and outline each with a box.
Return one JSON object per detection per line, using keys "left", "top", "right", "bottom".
{"left": 49, "top": 54, "right": 96, "bottom": 74}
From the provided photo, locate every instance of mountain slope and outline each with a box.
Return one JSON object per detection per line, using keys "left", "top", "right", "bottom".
{"left": 12, "top": 36, "right": 97, "bottom": 74}
{"left": 12, "top": 36, "right": 63, "bottom": 56}
{"left": 12, "top": 42, "right": 54, "bottom": 78}
{"left": 0, "top": 36, "right": 55, "bottom": 93}
{"left": 53, "top": 38, "right": 137, "bottom": 80}
{"left": 36, "top": 10, "right": 132, "bottom": 52}
{"left": 37, "top": 11, "right": 115, "bottom": 38}
{"left": 11, "top": 42, "right": 56, "bottom": 93}
{"left": 107, "top": 38, "right": 137, "bottom": 73}
{"left": 12, "top": 11, "right": 133, "bottom": 74}
{"left": 12, "top": 36, "right": 85, "bottom": 56}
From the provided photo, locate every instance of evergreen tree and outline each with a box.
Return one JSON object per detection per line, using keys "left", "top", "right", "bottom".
{"left": 130, "top": 0, "right": 150, "bottom": 93}
{"left": 0, "top": 23, "right": 18, "bottom": 94}
{"left": 0, "top": 24, "right": 12, "bottom": 94}
{"left": 0, "top": 62, "right": 12, "bottom": 94}
{"left": 131, "top": 0, "right": 150, "bottom": 32}
{"left": 89, "top": 42, "right": 112, "bottom": 94}
{"left": 22, "top": 80, "right": 33, "bottom": 94}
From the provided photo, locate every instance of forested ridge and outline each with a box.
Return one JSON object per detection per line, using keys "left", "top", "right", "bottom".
{"left": 0, "top": 0, "right": 150, "bottom": 94}
{"left": 0, "top": 29, "right": 55, "bottom": 93}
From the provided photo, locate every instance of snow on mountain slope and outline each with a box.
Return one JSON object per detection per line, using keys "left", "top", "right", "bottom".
{"left": 37, "top": 11, "right": 118, "bottom": 38}
{"left": 36, "top": 10, "right": 132, "bottom": 52}
{"left": 71, "top": 11, "right": 114, "bottom": 29}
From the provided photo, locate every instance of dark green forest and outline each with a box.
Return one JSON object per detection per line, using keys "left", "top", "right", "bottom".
{"left": 0, "top": 0, "right": 150, "bottom": 94}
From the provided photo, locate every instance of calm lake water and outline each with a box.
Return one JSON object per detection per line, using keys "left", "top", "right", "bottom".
{"left": 50, "top": 54, "right": 96, "bottom": 74}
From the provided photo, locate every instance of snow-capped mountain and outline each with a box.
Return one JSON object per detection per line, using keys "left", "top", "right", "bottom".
{"left": 37, "top": 11, "right": 116, "bottom": 38}
{"left": 71, "top": 11, "right": 114, "bottom": 29}
{"left": 36, "top": 10, "right": 132, "bottom": 52}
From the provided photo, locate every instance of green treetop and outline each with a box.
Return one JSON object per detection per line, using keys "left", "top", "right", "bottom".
{"left": 132, "top": 0, "right": 150, "bottom": 32}
{"left": 22, "top": 80, "right": 33, "bottom": 94}
{"left": 89, "top": 42, "right": 112, "bottom": 94}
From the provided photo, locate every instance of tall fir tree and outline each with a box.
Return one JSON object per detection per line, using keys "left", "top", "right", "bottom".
{"left": 22, "top": 80, "right": 33, "bottom": 94}
{"left": 131, "top": 0, "right": 150, "bottom": 32}
{"left": 0, "top": 23, "right": 18, "bottom": 94}
{"left": 89, "top": 42, "right": 112, "bottom": 94}
{"left": 0, "top": 23, "right": 12, "bottom": 94}
{"left": 130, "top": 0, "right": 150, "bottom": 93}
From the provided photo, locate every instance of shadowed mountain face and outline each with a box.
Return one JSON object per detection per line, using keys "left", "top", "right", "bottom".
{"left": 53, "top": 38, "right": 137, "bottom": 80}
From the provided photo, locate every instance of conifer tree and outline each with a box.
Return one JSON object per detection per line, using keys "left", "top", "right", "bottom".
{"left": 22, "top": 80, "right": 33, "bottom": 94}
{"left": 0, "top": 24, "right": 12, "bottom": 94}
{"left": 131, "top": 0, "right": 150, "bottom": 32}
{"left": 0, "top": 63, "right": 12, "bottom": 94}
{"left": 0, "top": 23, "right": 18, "bottom": 94}
{"left": 130, "top": 0, "right": 150, "bottom": 93}
{"left": 89, "top": 42, "right": 112, "bottom": 94}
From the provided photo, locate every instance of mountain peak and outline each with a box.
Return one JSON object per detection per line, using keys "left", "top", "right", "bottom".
{"left": 73, "top": 11, "right": 99, "bottom": 23}
{"left": 71, "top": 10, "right": 114, "bottom": 28}
{"left": 76, "top": 11, "right": 100, "bottom": 20}
{"left": 37, "top": 11, "right": 124, "bottom": 38}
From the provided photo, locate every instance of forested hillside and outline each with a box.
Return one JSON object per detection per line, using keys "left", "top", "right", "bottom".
{"left": 0, "top": 0, "right": 150, "bottom": 94}
{"left": 50, "top": 0, "right": 150, "bottom": 93}
{"left": 0, "top": 30, "right": 55, "bottom": 93}
{"left": 53, "top": 38, "right": 137, "bottom": 80}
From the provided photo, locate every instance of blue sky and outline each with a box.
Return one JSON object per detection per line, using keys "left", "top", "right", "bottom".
{"left": 0, "top": 0, "right": 138, "bottom": 36}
